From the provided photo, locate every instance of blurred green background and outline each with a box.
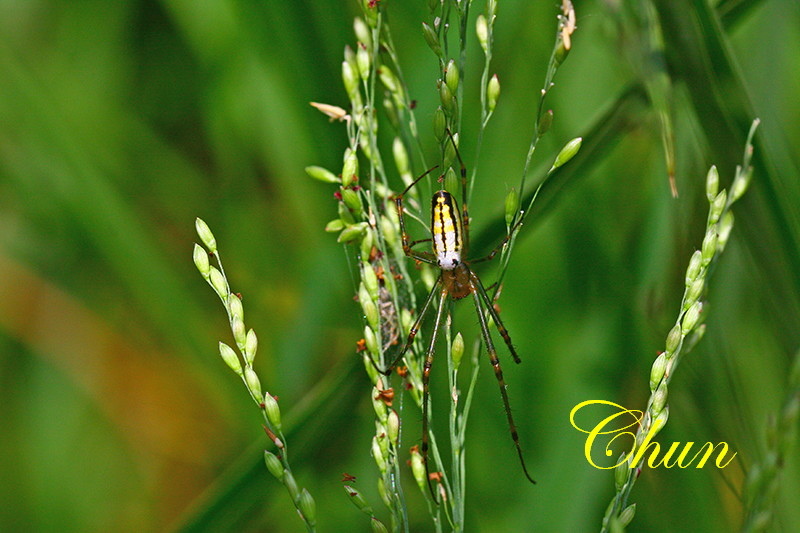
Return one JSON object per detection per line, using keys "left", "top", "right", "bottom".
{"left": 1, "top": 0, "right": 798, "bottom": 531}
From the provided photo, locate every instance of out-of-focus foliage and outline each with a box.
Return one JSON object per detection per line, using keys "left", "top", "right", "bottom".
{"left": 0, "top": 1, "right": 797, "bottom": 531}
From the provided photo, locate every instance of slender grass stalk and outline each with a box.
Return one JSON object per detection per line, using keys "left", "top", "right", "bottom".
{"left": 600, "top": 119, "right": 760, "bottom": 532}
{"left": 192, "top": 218, "right": 316, "bottom": 532}
{"left": 741, "top": 349, "right": 800, "bottom": 532}
{"left": 491, "top": 0, "right": 577, "bottom": 300}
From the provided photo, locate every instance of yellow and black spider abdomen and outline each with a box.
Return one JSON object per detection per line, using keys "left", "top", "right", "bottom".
{"left": 431, "top": 191, "right": 463, "bottom": 270}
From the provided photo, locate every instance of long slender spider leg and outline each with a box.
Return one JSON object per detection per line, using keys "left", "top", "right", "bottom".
{"left": 471, "top": 285, "right": 536, "bottom": 485}
{"left": 381, "top": 276, "right": 442, "bottom": 375}
{"left": 421, "top": 287, "right": 449, "bottom": 502}
{"left": 407, "top": 238, "right": 433, "bottom": 249}
{"left": 396, "top": 183, "right": 438, "bottom": 264}
{"left": 469, "top": 212, "right": 527, "bottom": 264}
{"left": 471, "top": 271, "right": 521, "bottom": 364}
{"left": 445, "top": 128, "right": 470, "bottom": 255}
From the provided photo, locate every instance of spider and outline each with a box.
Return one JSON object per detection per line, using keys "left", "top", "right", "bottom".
{"left": 381, "top": 132, "right": 536, "bottom": 496}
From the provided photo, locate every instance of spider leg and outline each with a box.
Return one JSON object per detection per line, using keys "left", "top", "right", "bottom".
{"left": 470, "top": 280, "right": 536, "bottom": 485}
{"left": 381, "top": 275, "right": 442, "bottom": 375}
{"left": 396, "top": 182, "right": 438, "bottom": 264}
{"left": 471, "top": 271, "right": 521, "bottom": 364}
{"left": 421, "top": 287, "right": 450, "bottom": 501}
{"left": 407, "top": 238, "right": 433, "bottom": 249}
{"left": 469, "top": 213, "right": 527, "bottom": 264}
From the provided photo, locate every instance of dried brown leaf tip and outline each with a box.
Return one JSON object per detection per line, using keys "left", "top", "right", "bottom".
{"left": 310, "top": 101, "right": 350, "bottom": 123}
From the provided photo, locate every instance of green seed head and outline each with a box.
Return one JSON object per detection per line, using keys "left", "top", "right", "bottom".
{"left": 652, "top": 406, "right": 669, "bottom": 435}
{"left": 263, "top": 451, "right": 284, "bottom": 480}
{"left": 371, "top": 436, "right": 387, "bottom": 473}
{"left": 717, "top": 211, "right": 735, "bottom": 252}
{"left": 665, "top": 324, "right": 682, "bottom": 354}
{"left": 338, "top": 200, "right": 356, "bottom": 225}
{"left": 649, "top": 352, "right": 667, "bottom": 391}
{"left": 263, "top": 392, "right": 282, "bottom": 431}
{"left": 342, "top": 149, "right": 359, "bottom": 188}
{"left": 439, "top": 80, "right": 455, "bottom": 113}
{"left": 362, "top": 263, "right": 379, "bottom": 299}
{"left": 377, "top": 476, "right": 392, "bottom": 508}
{"left": 476, "top": 15, "right": 489, "bottom": 53}
{"left": 344, "top": 485, "right": 373, "bottom": 515}
{"left": 364, "top": 325, "right": 378, "bottom": 355}
{"left": 193, "top": 244, "right": 210, "bottom": 277}
{"left": 551, "top": 137, "right": 583, "bottom": 171}
{"left": 710, "top": 189, "right": 727, "bottom": 224}
{"left": 614, "top": 453, "right": 629, "bottom": 490}
{"left": 422, "top": 22, "right": 441, "bottom": 55}
{"left": 538, "top": 109, "right": 554, "bottom": 136}
{"left": 731, "top": 165, "right": 753, "bottom": 203}
{"left": 245, "top": 329, "right": 258, "bottom": 365}
{"left": 651, "top": 382, "right": 668, "bottom": 414}
{"left": 363, "top": 297, "right": 379, "bottom": 329}
{"left": 357, "top": 44, "right": 371, "bottom": 81}
{"left": 555, "top": 35, "right": 571, "bottom": 66}
{"left": 452, "top": 332, "right": 465, "bottom": 369}
{"left": 685, "top": 250, "right": 703, "bottom": 284}
{"left": 283, "top": 470, "right": 300, "bottom": 502}
{"left": 298, "top": 489, "right": 316, "bottom": 527}
{"left": 195, "top": 218, "right": 217, "bottom": 252}
{"left": 410, "top": 447, "right": 426, "bottom": 491}
{"left": 227, "top": 293, "right": 244, "bottom": 321}
{"left": 433, "top": 106, "right": 446, "bottom": 141}
{"left": 371, "top": 518, "right": 389, "bottom": 533}
{"left": 701, "top": 227, "right": 718, "bottom": 266}
{"left": 371, "top": 386, "right": 387, "bottom": 422}
{"left": 218, "top": 341, "right": 242, "bottom": 375}
{"left": 244, "top": 366, "right": 262, "bottom": 399}
{"left": 444, "top": 167, "right": 459, "bottom": 194}
{"left": 505, "top": 188, "right": 519, "bottom": 227}
{"left": 685, "top": 278, "right": 705, "bottom": 309}
{"left": 619, "top": 504, "right": 637, "bottom": 527}
{"left": 232, "top": 315, "right": 246, "bottom": 349}
{"left": 341, "top": 188, "right": 363, "bottom": 214}
{"left": 354, "top": 17, "right": 371, "bottom": 49}
{"left": 487, "top": 74, "right": 500, "bottom": 112}
{"left": 682, "top": 301, "right": 703, "bottom": 334}
{"left": 705, "top": 165, "right": 719, "bottom": 201}
{"left": 209, "top": 267, "right": 228, "bottom": 298}
{"left": 387, "top": 409, "right": 400, "bottom": 445}
{"left": 445, "top": 59, "right": 459, "bottom": 93}
{"left": 342, "top": 60, "right": 358, "bottom": 100}
{"left": 360, "top": 227, "right": 374, "bottom": 259}
{"left": 361, "top": 0, "right": 378, "bottom": 25}
{"left": 338, "top": 222, "right": 367, "bottom": 244}
{"left": 305, "top": 165, "right": 340, "bottom": 184}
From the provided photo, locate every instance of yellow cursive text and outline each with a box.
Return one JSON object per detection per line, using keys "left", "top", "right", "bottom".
{"left": 570, "top": 400, "right": 737, "bottom": 470}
